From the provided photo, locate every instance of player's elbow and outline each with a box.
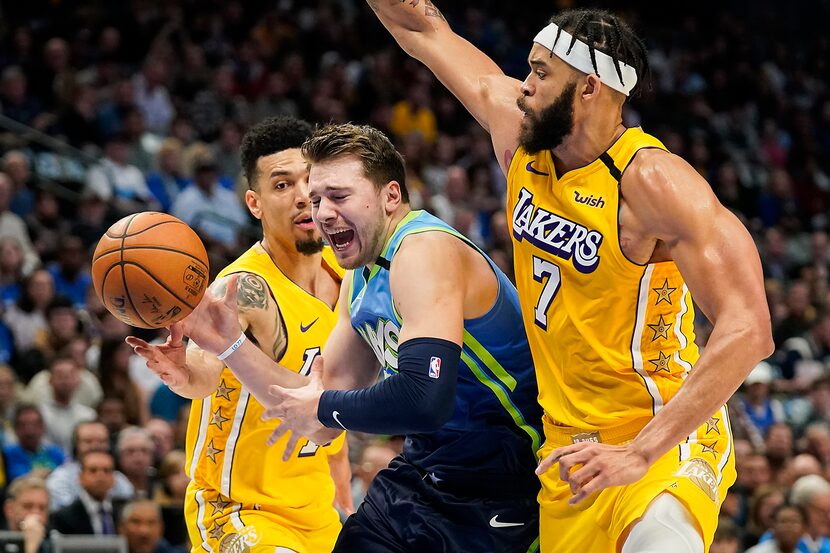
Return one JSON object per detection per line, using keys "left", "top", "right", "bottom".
{"left": 408, "top": 398, "right": 455, "bottom": 433}
{"left": 750, "top": 319, "right": 775, "bottom": 360}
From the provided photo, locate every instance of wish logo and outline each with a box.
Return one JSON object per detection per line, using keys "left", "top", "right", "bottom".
{"left": 573, "top": 190, "right": 605, "bottom": 209}
{"left": 512, "top": 187, "right": 603, "bottom": 273}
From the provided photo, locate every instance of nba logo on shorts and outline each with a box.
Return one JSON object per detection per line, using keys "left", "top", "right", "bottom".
{"left": 429, "top": 357, "right": 441, "bottom": 379}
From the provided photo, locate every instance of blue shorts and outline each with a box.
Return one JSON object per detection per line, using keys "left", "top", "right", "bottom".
{"left": 333, "top": 458, "right": 540, "bottom": 553}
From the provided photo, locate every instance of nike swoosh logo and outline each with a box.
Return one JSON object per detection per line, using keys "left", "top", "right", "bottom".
{"left": 489, "top": 515, "right": 525, "bottom": 528}
{"left": 525, "top": 160, "right": 549, "bottom": 176}
{"left": 332, "top": 411, "right": 346, "bottom": 429}
{"left": 300, "top": 318, "right": 319, "bottom": 333}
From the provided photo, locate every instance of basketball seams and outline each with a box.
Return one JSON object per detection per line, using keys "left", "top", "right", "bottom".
{"left": 123, "top": 261, "right": 200, "bottom": 309}
{"left": 120, "top": 214, "right": 152, "bottom": 327}
{"left": 104, "top": 219, "right": 186, "bottom": 239}
{"left": 93, "top": 245, "right": 208, "bottom": 265}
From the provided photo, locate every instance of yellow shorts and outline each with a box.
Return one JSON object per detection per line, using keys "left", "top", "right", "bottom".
{"left": 185, "top": 484, "right": 341, "bottom": 553}
{"left": 538, "top": 408, "right": 735, "bottom": 553}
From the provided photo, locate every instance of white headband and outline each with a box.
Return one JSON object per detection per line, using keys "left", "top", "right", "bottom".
{"left": 533, "top": 22, "right": 638, "bottom": 96}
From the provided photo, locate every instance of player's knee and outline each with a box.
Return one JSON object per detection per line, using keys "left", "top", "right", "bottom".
{"left": 621, "top": 493, "right": 704, "bottom": 553}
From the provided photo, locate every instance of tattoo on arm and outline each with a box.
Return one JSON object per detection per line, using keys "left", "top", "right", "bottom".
{"left": 236, "top": 274, "right": 287, "bottom": 361}
{"left": 237, "top": 274, "right": 268, "bottom": 312}
{"left": 424, "top": 0, "right": 443, "bottom": 18}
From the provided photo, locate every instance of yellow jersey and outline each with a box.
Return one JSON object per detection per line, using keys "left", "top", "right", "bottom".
{"left": 506, "top": 128, "right": 700, "bottom": 430}
{"left": 185, "top": 243, "right": 344, "bottom": 545}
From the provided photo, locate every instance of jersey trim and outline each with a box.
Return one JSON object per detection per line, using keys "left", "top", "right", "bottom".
{"left": 672, "top": 284, "right": 694, "bottom": 375}
{"left": 220, "top": 389, "right": 250, "bottom": 498}
{"left": 189, "top": 398, "right": 212, "bottom": 478}
{"left": 599, "top": 152, "right": 622, "bottom": 182}
{"left": 630, "top": 264, "right": 664, "bottom": 416}
{"left": 193, "top": 489, "right": 213, "bottom": 552}
{"left": 460, "top": 351, "right": 542, "bottom": 453}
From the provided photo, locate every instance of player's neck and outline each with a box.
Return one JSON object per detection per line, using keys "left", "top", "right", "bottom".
{"left": 260, "top": 239, "right": 325, "bottom": 293}
{"left": 552, "top": 114, "right": 626, "bottom": 176}
{"left": 366, "top": 206, "right": 411, "bottom": 271}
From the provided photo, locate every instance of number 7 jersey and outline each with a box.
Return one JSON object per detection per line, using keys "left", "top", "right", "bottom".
{"left": 506, "top": 127, "right": 700, "bottom": 430}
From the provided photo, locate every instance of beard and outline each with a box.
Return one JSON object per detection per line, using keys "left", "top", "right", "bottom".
{"left": 518, "top": 81, "right": 577, "bottom": 154}
{"left": 295, "top": 238, "right": 325, "bottom": 255}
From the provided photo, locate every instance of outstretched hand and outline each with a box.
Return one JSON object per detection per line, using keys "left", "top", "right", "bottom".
{"left": 126, "top": 323, "right": 188, "bottom": 387}
{"left": 181, "top": 274, "right": 243, "bottom": 356}
{"left": 262, "top": 357, "right": 332, "bottom": 460}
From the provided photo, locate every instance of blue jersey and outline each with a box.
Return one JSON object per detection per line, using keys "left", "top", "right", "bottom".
{"left": 348, "top": 210, "right": 542, "bottom": 494}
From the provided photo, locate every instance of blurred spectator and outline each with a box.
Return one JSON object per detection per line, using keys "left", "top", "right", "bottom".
{"left": 47, "top": 421, "right": 134, "bottom": 512}
{"left": 169, "top": 158, "right": 248, "bottom": 256}
{"left": 211, "top": 120, "right": 243, "bottom": 182}
{"left": 731, "top": 362, "right": 786, "bottom": 450}
{"left": 98, "top": 339, "right": 146, "bottom": 426}
{"left": 36, "top": 356, "right": 96, "bottom": 454}
{"left": 1, "top": 150, "right": 36, "bottom": 217}
{"left": 69, "top": 188, "right": 112, "bottom": 250}
{"left": 712, "top": 516, "right": 741, "bottom": 553}
{"left": 746, "top": 503, "right": 808, "bottom": 553}
{"left": 133, "top": 58, "right": 174, "bottom": 135}
{"left": 0, "top": 66, "right": 52, "bottom": 131}
{"left": 30, "top": 295, "right": 81, "bottom": 360}
{"left": 84, "top": 134, "right": 159, "bottom": 215}
{"left": 779, "top": 313, "right": 830, "bottom": 385}
{"left": 773, "top": 475, "right": 830, "bottom": 552}
{"left": 116, "top": 427, "right": 156, "bottom": 499}
{"left": 389, "top": 83, "right": 437, "bottom": 144}
{"left": 786, "top": 375, "right": 830, "bottom": 437}
{"left": 119, "top": 499, "right": 182, "bottom": 553}
{"left": 25, "top": 189, "right": 68, "bottom": 262}
{"left": 3, "top": 404, "right": 65, "bottom": 481}
{"left": 25, "top": 347, "right": 103, "bottom": 411}
{"left": 145, "top": 138, "right": 190, "bottom": 213}
{"left": 97, "top": 397, "right": 129, "bottom": 436}
{"left": 143, "top": 419, "right": 173, "bottom": 465}
{"left": 50, "top": 449, "right": 118, "bottom": 535}
{"left": 802, "top": 424, "right": 830, "bottom": 467}
{"left": 151, "top": 450, "right": 186, "bottom": 508}
{"left": 0, "top": 236, "right": 26, "bottom": 304}
{"left": 3, "top": 269, "right": 53, "bottom": 354}
{"left": 0, "top": 172, "right": 39, "bottom": 271}
{"left": 745, "top": 485, "right": 787, "bottom": 548}
{"left": 3, "top": 475, "right": 50, "bottom": 553}
{"left": 46, "top": 235, "right": 91, "bottom": 309}
{"left": 0, "top": 364, "right": 18, "bottom": 444}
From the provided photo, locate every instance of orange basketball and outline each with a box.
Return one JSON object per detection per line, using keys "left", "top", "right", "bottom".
{"left": 92, "top": 212, "right": 210, "bottom": 329}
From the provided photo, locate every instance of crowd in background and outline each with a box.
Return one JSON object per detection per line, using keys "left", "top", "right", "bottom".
{"left": 0, "top": 0, "right": 827, "bottom": 551}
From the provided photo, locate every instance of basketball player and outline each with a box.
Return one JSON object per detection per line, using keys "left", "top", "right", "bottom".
{"left": 181, "top": 123, "right": 543, "bottom": 552}
{"left": 367, "top": 3, "right": 773, "bottom": 552}
{"left": 125, "top": 117, "right": 352, "bottom": 553}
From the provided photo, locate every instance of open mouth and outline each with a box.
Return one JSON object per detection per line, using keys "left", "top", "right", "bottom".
{"left": 328, "top": 229, "right": 355, "bottom": 251}
{"left": 294, "top": 215, "right": 315, "bottom": 231}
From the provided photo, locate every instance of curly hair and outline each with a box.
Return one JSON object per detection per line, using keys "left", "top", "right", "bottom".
{"left": 240, "top": 116, "right": 314, "bottom": 189}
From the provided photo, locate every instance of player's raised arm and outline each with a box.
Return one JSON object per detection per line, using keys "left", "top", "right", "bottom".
{"left": 367, "top": 0, "right": 523, "bottom": 174}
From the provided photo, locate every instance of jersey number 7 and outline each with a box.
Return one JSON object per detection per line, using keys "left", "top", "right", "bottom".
{"left": 533, "top": 256, "right": 561, "bottom": 330}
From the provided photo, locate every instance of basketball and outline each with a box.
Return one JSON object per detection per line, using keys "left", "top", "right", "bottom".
{"left": 92, "top": 212, "right": 210, "bottom": 329}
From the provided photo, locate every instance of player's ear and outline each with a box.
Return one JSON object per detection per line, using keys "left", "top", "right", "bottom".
{"left": 383, "top": 181, "right": 403, "bottom": 214}
{"left": 245, "top": 189, "right": 263, "bottom": 220}
{"left": 582, "top": 74, "right": 601, "bottom": 100}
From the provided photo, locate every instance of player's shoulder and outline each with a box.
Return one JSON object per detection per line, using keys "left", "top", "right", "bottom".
{"left": 395, "top": 229, "right": 467, "bottom": 266}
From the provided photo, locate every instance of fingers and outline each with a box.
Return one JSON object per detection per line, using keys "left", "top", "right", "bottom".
{"left": 266, "top": 424, "right": 289, "bottom": 447}
{"left": 282, "top": 432, "right": 301, "bottom": 462}
{"left": 224, "top": 274, "right": 240, "bottom": 308}
{"left": 262, "top": 406, "right": 282, "bottom": 421}
{"left": 569, "top": 474, "right": 605, "bottom": 505}
{"left": 168, "top": 323, "right": 184, "bottom": 346}
{"left": 558, "top": 447, "right": 596, "bottom": 486}
{"left": 125, "top": 336, "right": 150, "bottom": 349}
